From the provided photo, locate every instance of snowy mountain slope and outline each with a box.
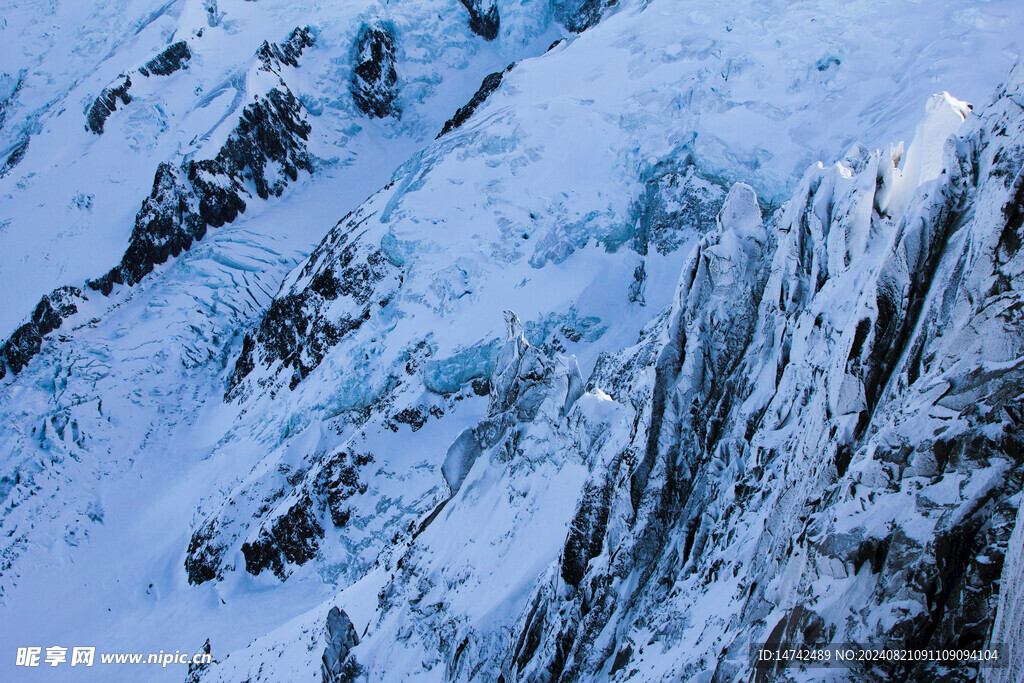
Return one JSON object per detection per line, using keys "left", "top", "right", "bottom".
{"left": 0, "top": 0, "right": 1022, "bottom": 682}
{"left": 200, "top": 64, "right": 1024, "bottom": 683}
{"left": 0, "top": 0, "right": 561, "bottom": 341}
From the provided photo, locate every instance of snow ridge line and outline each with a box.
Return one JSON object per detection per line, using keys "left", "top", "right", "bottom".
{"left": 0, "top": 27, "right": 316, "bottom": 381}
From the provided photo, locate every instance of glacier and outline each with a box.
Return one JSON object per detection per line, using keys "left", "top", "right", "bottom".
{"left": 0, "top": 0, "right": 1023, "bottom": 682}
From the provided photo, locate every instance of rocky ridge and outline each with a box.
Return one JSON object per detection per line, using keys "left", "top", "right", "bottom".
{"left": 315, "top": 70, "right": 1024, "bottom": 682}
{"left": 0, "top": 27, "right": 316, "bottom": 379}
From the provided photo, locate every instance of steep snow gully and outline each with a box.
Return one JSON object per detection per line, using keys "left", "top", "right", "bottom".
{"left": 1, "top": 0, "right": 1023, "bottom": 681}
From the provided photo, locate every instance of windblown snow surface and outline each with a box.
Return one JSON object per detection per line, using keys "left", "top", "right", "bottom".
{"left": 0, "top": 0, "right": 1023, "bottom": 681}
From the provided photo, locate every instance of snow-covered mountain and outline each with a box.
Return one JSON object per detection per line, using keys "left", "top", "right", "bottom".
{"left": 1, "top": 1, "right": 1022, "bottom": 681}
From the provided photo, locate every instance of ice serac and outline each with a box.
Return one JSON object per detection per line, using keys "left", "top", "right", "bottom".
{"left": 325, "top": 610, "right": 366, "bottom": 683}
{"left": 350, "top": 22, "right": 400, "bottom": 119}
{"left": 321, "top": 607, "right": 362, "bottom": 683}
{"left": 495, "top": 69, "right": 1024, "bottom": 681}
{"left": 502, "top": 178, "right": 771, "bottom": 682}
{"left": 362, "top": 318, "right": 601, "bottom": 680}
{"left": 441, "top": 311, "right": 584, "bottom": 497}
{"left": 307, "top": 68, "right": 1024, "bottom": 682}
{"left": 552, "top": 0, "right": 616, "bottom": 33}
{"left": 3, "top": 2, "right": 1024, "bottom": 680}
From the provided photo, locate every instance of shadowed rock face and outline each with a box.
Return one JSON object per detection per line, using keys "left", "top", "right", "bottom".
{"left": 240, "top": 493, "right": 325, "bottom": 579}
{"left": 226, "top": 213, "right": 401, "bottom": 396}
{"left": 2, "top": 29, "right": 315, "bottom": 376}
{"left": 0, "top": 136, "right": 29, "bottom": 177}
{"left": 257, "top": 26, "right": 315, "bottom": 72}
{"left": 350, "top": 23, "right": 399, "bottom": 118}
{"left": 437, "top": 64, "right": 513, "bottom": 138}
{"left": 184, "top": 448, "right": 371, "bottom": 585}
{"left": 86, "top": 74, "right": 131, "bottom": 134}
{"left": 0, "top": 75, "right": 22, "bottom": 131}
{"left": 90, "top": 86, "right": 312, "bottom": 294}
{"left": 0, "top": 286, "right": 84, "bottom": 378}
{"left": 458, "top": 0, "right": 499, "bottom": 40}
{"left": 139, "top": 41, "right": 192, "bottom": 77}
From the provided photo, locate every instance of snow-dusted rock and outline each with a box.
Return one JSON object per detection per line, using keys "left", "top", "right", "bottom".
{"left": 86, "top": 73, "right": 132, "bottom": 135}
{"left": 139, "top": 41, "right": 192, "bottom": 78}
{"left": 321, "top": 606, "right": 362, "bottom": 683}
{"left": 350, "top": 23, "right": 400, "bottom": 119}
{"left": 458, "top": 0, "right": 500, "bottom": 41}
{"left": 0, "top": 2, "right": 1022, "bottom": 682}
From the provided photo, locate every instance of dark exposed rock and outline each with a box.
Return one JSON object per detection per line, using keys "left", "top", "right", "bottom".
{"left": 437, "top": 64, "right": 513, "bottom": 139}
{"left": 257, "top": 26, "right": 315, "bottom": 73}
{"left": 213, "top": 86, "right": 313, "bottom": 200}
{"left": 561, "top": 478, "right": 613, "bottom": 587}
{"left": 392, "top": 407, "right": 428, "bottom": 431}
{"left": 86, "top": 73, "right": 131, "bottom": 134}
{"left": 458, "top": 0, "right": 500, "bottom": 41}
{"left": 322, "top": 607, "right": 362, "bottom": 683}
{"left": 0, "top": 286, "right": 84, "bottom": 378}
{"left": 350, "top": 23, "right": 399, "bottom": 118}
{"left": 89, "top": 86, "right": 310, "bottom": 295}
{"left": 241, "top": 493, "right": 324, "bottom": 579}
{"left": 184, "top": 449, "right": 370, "bottom": 584}
{"left": 627, "top": 261, "right": 646, "bottom": 304}
{"left": 315, "top": 451, "right": 370, "bottom": 528}
{"left": 235, "top": 291, "right": 354, "bottom": 392}
{"left": 139, "top": 41, "right": 192, "bottom": 77}
{"left": 0, "top": 136, "right": 28, "bottom": 178}
{"left": 185, "top": 519, "right": 227, "bottom": 585}
{"left": 101, "top": 163, "right": 205, "bottom": 289}
{"left": 0, "top": 74, "right": 23, "bottom": 132}
{"left": 186, "top": 158, "right": 247, "bottom": 227}
{"left": 228, "top": 221, "right": 399, "bottom": 394}
{"left": 3, "top": 29, "right": 316, "bottom": 377}
{"left": 184, "top": 638, "right": 215, "bottom": 683}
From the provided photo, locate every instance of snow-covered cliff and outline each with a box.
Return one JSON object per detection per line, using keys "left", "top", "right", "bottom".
{"left": 0, "top": 1, "right": 1022, "bottom": 681}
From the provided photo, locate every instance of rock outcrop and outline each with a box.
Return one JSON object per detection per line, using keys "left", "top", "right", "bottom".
{"left": 139, "top": 41, "right": 192, "bottom": 77}
{"left": 2, "top": 28, "right": 315, "bottom": 376}
{"left": 322, "top": 607, "right": 362, "bottom": 683}
{"left": 350, "top": 23, "right": 399, "bottom": 118}
{"left": 90, "top": 85, "right": 312, "bottom": 294}
{"left": 185, "top": 449, "right": 371, "bottom": 584}
{"left": 86, "top": 74, "right": 131, "bottom": 134}
{"left": 227, "top": 207, "right": 401, "bottom": 396}
{"left": 458, "top": 0, "right": 500, "bottom": 41}
{"left": 437, "top": 64, "right": 513, "bottom": 138}
{"left": 0, "top": 286, "right": 84, "bottom": 379}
